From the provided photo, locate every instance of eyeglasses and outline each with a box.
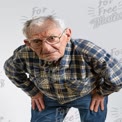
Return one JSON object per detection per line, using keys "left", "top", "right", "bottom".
{"left": 29, "top": 28, "right": 67, "bottom": 49}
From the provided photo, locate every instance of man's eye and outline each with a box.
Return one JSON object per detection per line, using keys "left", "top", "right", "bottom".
{"left": 48, "top": 36, "right": 56, "bottom": 41}
{"left": 32, "top": 39, "right": 42, "bottom": 43}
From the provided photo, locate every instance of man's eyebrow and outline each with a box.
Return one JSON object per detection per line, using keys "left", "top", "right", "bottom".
{"left": 30, "top": 32, "right": 60, "bottom": 41}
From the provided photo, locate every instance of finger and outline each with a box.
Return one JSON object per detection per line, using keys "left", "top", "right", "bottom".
{"left": 90, "top": 99, "right": 96, "bottom": 111}
{"left": 31, "top": 99, "right": 36, "bottom": 110}
{"left": 35, "top": 99, "right": 42, "bottom": 111}
{"left": 94, "top": 100, "right": 100, "bottom": 112}
{"left": 38, "top": 97, "right": 45, "bottom": 110}
{"left": 100, "top": 99, "right": 104, "bottom": 111}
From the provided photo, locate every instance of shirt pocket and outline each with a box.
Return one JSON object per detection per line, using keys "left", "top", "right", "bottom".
{"left": 33, "top": 67, "right": 56, "bottom": 94}
{"left": 64, "top": 77, "right": 88, "bottom": 93}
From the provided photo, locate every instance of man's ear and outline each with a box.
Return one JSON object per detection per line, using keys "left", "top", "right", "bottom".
{"left": 65, "top": 28, "right": 72, "bottom": 41}
{"left": 24, "top": 39, "right": 30, "bottom": 47}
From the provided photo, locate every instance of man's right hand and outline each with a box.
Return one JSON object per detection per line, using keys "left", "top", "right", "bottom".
{"left": 31, "top": 92, "right": 45, "bottom": 111}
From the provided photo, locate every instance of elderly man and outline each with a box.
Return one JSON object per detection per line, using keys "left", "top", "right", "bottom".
{"left": 4, "top": 15, "right": 122, "bottom": 122}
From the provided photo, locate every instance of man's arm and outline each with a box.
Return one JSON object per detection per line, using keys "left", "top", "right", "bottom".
{"left": 78, "top": 40, "right": 122, "bottom": 112}
{"left": 4, "top": 52, "right": 40, "bottom": 97}
{"left": 88, "top": 48, "right": 122, "bottom": 96}
{"left": 80, "top": 40, "right": 122, "bottom": 96}
{"left": 4, "top": 48, "right": 45, "bottom": 111}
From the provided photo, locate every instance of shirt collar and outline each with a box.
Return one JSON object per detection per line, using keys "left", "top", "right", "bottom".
{"left": 59, "top": 40, "right": 72, "bottom": 67}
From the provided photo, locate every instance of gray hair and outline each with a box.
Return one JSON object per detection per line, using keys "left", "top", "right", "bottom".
{"left": 23, "top": 15, "right": 66, "bottom": 38}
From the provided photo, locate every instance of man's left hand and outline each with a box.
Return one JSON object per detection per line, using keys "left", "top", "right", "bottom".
{"left": 90, "top": 90, "right": 105, "bottom": 112}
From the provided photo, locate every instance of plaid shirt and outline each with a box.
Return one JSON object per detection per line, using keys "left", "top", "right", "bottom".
{"left": 4, "top": 39, "right": 122, "bottom": 104}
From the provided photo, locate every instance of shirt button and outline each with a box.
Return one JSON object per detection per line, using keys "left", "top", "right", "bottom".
{"left": 61, "top": 61, "right": 65, "bottom": 65}
{"left": 59, "top": 70, "right": 63, "bottom": 74}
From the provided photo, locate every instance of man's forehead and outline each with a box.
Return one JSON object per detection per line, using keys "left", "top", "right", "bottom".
{"left": 29, "top": 27, "right": 61, "bottom": 39}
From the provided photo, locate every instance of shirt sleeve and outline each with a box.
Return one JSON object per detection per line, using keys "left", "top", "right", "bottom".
{"left": 4, "top": 51, "right": 40, "bottom": 97}
{"left": 79, "top": 40, "right": 122, "bottom": 96}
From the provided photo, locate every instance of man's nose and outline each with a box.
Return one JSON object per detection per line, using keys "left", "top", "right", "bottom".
{"left": 41, "top": 41, "right": 52, "bottom": 53}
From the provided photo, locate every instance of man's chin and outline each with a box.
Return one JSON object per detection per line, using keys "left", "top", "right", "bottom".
{"left": 40, "top": 57, "right": 60, "bottom": 62}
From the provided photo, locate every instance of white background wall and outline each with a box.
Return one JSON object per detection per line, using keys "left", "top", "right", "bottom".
{"left": 0, "top": 0, "right": 122, "bottom": 122}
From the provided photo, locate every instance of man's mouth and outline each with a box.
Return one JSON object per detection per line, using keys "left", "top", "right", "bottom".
{"left": 41, "top": 51, "right": 57, "bottom": 55}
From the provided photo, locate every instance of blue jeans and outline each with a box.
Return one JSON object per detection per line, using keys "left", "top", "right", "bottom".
{"left": 31, "top": 94, "right": 108, "bottom": 122}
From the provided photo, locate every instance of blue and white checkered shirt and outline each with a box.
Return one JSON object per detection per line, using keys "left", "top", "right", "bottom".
{"left": 4, "top": 39, "right": 122, "bottom": 104}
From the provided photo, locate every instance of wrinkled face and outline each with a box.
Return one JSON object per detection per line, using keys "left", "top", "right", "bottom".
{"left": 24, "top": 26, "right": 71, "bottom": 62}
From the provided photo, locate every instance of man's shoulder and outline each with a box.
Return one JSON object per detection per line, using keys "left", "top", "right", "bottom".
{"left": 14, "top": 45, "right": 32, "bottom": 53}
{"left": 13, "top": 45, "right": 37, "bottom": 59}
{"left": 71, "top": 38, "right": 94, "bottom": 50}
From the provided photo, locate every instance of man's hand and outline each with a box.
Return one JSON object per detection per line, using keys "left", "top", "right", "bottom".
{"left": 90, "top": 90, "right": 105, "bottom": 112}
{"left": 31, "top": 92, "right": 45, "bottom": 111}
